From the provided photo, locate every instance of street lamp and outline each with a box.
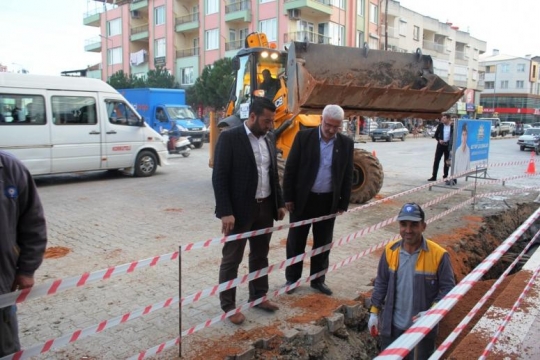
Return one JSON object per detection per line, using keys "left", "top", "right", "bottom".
{"left": 99, "top": 34, "right": 113, "bottom": 80}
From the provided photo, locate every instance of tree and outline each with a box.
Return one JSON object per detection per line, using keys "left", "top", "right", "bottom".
{"left": 107, "top": 66, "right": 178, "bottom": 89}
{"left": 189, "top": 58, "right": 233, "bottom": 110}
{"left": 107, "top": 70, "right": 132, "bottom": 89}
{"left": 145, "top": 66, "right": 179, "bottom": 88}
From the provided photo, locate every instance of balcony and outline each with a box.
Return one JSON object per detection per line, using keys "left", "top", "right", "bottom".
{"left": 423, "top": 40, "right": 445, "bottom": 53}
{"left": 225, "top": 39, "right": 244, "bottom": 51}
{"left": 283, "top": 0, "right": 332, "bottom": 18}
{"left": 453, "top": 79, "right": 468, "bottom": 88}
{"left": 84, "top": 36, "right": 102, "bottom": 52}
{"left": 131, "top": 24, "right": 149, "bottom": 42}
{"left": 130, "top": 0, "right": 148, "bottom": 11}
{"left": 386, "top": 0, "right": 400, "bottom": 16}
{"left": 455, "top": 51, "right": 468, "bottom": 65}
{"left": 380, "top": 25, "right": 399, "bottom": 39}
{"left": 284, "top": 31, "right": 331, "bottom": 44}
{"left": 83, "top": 8, "right": 103, "bottom": 27}
{"left": 176, "top": 47, "right": 200, "bottom": 58}
{"left": 175, "top": 12, "right": 199, "bottom": 33}
{"left": 225, "top": 1, "right": 252, "bottom": 23}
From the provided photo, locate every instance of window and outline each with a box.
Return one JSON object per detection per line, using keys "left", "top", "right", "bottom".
{"left": 501, "top": 80, "right": 509, "bottom": 89}
{"left": 357, "top": 0, "right": 364, "bottom": 16}
{"left": 154, "top": 38, "right": 166, "bottom": 57}
{"left": 356, "top": 30, "right": 364, "bottom": 48}
{"left": 108, "top": 47, "right": 122, "bottom": 65}
{"left": 516, "top": 80, "right": 524, "bottom": 89}
{"left": 413, "top": 26, "right": 419, "bottom": 41}
{"left": 369, "top": 3, "right": 378, "bottom": 24}
{"left": 368, "top": 35, "right": 378, "bottom": 50}
{"left": 52, "top": 96, "right": 97, "bottom": 125}
{"left": 485, "top": 81, "right": 494, "bottom": 89}
{"left": 298, "top": 20, "right": 315, "bottom": 42}
{"left": 181, "top": 67, "right": 195, "bottom": 85}
{"left": 332, "top": 0, "right": 345, "bottom": 9}
{"left": 206, "top": 0, "right": 218, "bottom": 15}
{"left": 517, "top": 64, "right": 526, "bottom": 72}
{"left": 501, "top": 63, "right": 510, "bottom": 73}
{"left": 106, "top": 100, "right": 139, "bottom": 126}
{"left": 399, "top": 19, "right": 407, "bottom": 36}
{"left": 154, "top": 6, "right": 165, "bottom": 25}
{"left": 205, "top": 29, "right": 219, "bottom": 50}
{"left": 328, "top": 23, "right": 345, "bottom": 46}
{"left": 259, "top": 18, "right": 277, "bottom": 41}
{"left": 229, "top": 29, "right": 236, "bottom": 42}
{"left": 107, "top": 18, "right": 121, "bottom": 37}
{"left": 0, "top": 94, "right": 46, "bottom": 125}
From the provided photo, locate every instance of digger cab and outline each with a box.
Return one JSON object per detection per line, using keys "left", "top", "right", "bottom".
{"left": 221, "top": 47, "right": 287, "bottom": 128}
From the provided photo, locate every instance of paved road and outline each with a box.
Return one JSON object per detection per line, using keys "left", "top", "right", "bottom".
{"left": 15, "top": 136, "right": 538, "bottom": 359}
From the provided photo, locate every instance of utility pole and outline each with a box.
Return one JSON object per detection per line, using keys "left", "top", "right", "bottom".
{"left": 384, "top": 0, "right": 389, "bottom": 51}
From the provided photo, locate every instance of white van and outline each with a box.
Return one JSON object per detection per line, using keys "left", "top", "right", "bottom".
{"left": 0, "top": 73, "right": 168, "bottom": 177}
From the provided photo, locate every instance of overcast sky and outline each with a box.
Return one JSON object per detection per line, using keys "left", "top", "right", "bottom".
{"left": 397, "top": 0, "right": 540, "bottom": 58}
{"left": 1, "top": 0, "right": 538, "bottom": 76}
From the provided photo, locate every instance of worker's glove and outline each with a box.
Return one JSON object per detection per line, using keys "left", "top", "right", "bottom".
{"left": 412, "top": 310, "right": 427, "bottom": 322}
{"left": 368, "top": 313, "right": 379, "bottom": 337}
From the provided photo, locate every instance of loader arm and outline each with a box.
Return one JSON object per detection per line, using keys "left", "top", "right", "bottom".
{"left": 286, "top": 41, "right": 464, "bottom": 119}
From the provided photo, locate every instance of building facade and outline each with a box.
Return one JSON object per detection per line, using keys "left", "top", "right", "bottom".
{"left": 83, "top": 0, "right": 486, "bottom": 112}
{"left": 478, "top": 50, "right": 540, "bottom": 124}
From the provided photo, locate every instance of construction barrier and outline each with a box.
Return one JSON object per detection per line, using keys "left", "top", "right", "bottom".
{"left": 1, "top": 160, "right": 538, "bottom": 360}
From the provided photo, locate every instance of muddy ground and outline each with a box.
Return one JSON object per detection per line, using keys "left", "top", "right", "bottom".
{"left": 179, "top": 195, "right": 540, "bottom": 360}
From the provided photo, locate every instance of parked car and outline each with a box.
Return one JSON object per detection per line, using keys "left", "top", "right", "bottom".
{"left": 515, "top": 124, "right": 532, "bottom": 136}
{"left": 517, "top": 127, "right": 540, "bottom": 154}
{"left": 371, "top": 121, "right": 409, "bottom": 142}
{"left": 501, "top": 121, "right": 516, "bottom": 135}
{"left": 532, "top": 122, "right": 540, "bottom": 127}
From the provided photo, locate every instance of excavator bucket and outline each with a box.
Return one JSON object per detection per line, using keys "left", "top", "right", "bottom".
{"left": 286, "top": 41, "right": 465, "bottom": 119}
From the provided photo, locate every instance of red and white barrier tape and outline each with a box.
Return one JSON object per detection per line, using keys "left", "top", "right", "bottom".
{"left": 129, "top": 195, "right": 492, "bottom": 360}
{"left": 0, "top": 173, "right": 535, "bottom": 312}
{"left": 1, "top": 296, "right": 180, "bottom": 360}
{"left": 3, "top": 191, "right": 477, "bottom": 360}
{"left": 478, "top": 264, "right": 540, "bottom": 360}
{"left": 430, "top": 229, "right": 540, "bottom": 359}
{"left": 374, "top": 206, "right": 540, "bottom": 360}
{"left": 0, "top": 252, "right": 179, "bottom": 309}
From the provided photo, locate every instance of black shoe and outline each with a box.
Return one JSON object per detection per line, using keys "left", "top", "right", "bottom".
{"left": 311, "top": 282, "right": 333, "bottom": 295}
{"left": 427, "top": 177, "right": 436, "bottom": 181}
{"left": 284, "top": 281, "right": 296, "bottom": 294}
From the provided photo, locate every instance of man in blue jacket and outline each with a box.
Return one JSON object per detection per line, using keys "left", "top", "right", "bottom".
{"left": 369, "top": 203, "right": 455, "bottom": 360}
{"left": 0, "top": 151, "right": 47, "bottom": 356}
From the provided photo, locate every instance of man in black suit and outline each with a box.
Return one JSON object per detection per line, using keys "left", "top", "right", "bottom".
{"left": 283, "top": 104, "right": 354, "bottom": 296}
{"left": 428, "top": 113, "right": 453, "bottom": 181}
{"left": 212, "top": 97, "right": 286, "bottom": 325}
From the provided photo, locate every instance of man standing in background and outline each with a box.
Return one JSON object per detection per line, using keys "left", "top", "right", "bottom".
{"left": 428, "top": 114, "right": 453, "bottom": 181}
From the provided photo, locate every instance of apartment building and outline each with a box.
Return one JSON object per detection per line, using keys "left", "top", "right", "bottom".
{"left": 479, "top": 50, "right": 540, "bottom": 124}
{"left": 83, "top": 0, "right": 486, "bottom": 115}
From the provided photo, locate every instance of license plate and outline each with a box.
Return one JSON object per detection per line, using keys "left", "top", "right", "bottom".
{"left": 192, "top": 138, "right": 201, "bottom": 142}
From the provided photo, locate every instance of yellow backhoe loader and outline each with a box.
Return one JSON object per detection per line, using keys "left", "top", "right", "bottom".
{"left": 210, "top": 32, "right": 464, "bottom": 203}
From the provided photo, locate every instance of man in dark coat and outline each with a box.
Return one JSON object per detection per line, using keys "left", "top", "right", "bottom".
{"left": 212, "top": 97, "right": 286, "bottom": 325}
{"left": 283, "top": 104, "right": 354, "bottom": 296}
{"left": 428, "top": 113, "right": 453, "bottom": 181}
{"left": 0, "top": 151, "right": 47, "bottom": 356}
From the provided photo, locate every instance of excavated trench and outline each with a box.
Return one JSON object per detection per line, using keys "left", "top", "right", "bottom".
{"left": 248, "top": 202, "right": 540, "bottom": 360}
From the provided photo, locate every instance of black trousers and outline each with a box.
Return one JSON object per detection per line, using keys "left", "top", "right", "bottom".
{"left": 432, "top": 143, "right": 450, "bottom": 179}
{"left": 218, "top": 198, "right": 274, "bottom": 312}
{"left": 285, "top": 192, "right": 335, "bottom": 284}
{"left": 381, "top": 325, "right": 435, "bottom": 360}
